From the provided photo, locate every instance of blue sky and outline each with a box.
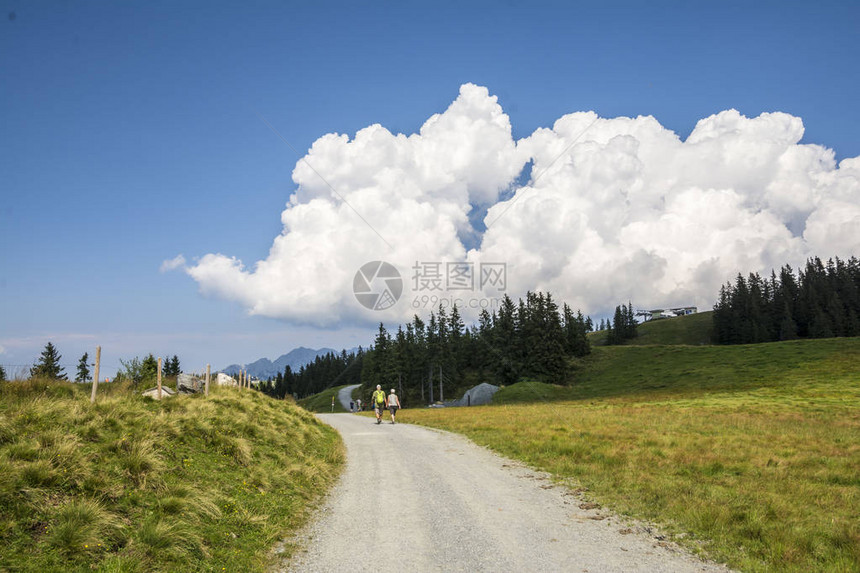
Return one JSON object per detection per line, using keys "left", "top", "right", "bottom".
{"left": 2, "top": 0, "right": 858, "bottom": 377}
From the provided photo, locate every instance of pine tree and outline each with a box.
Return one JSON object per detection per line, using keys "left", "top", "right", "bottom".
{"left": 810, "top": 307, "right": 834, "bottom": 338}
{"left": 76, "top": 352, "right": 90, "bottom": 382}
{"left": 494, "top": 295, "right": 520, "bottom": 385}
{"left": 375, "top": 322, "right": 393, "bottom": 387}
{"left": 283, "top": 366, "right": 294, "bottom": 398}
{"left": 449, "top": 304, "right": 465, "bottom": 374}
{"left": 537, "top": 292, "right": 568, "bottom": 382}
{"left": 562, "top": 304, "right": 591, "bottom": 357}
{"left": 162, "top": 355, "right": 181, "bottom": 377}
{"left": 606, "top": 306, "right": 623, "bottom": 345}
{"left": 626, "top": 301, "right": 637, "bottom": 340}
{"left": 779, "top": 303, "right": 798, "bottom": 341}
{"left": 394, "top": 325, "right": 407, "bottom": 387}
{"left": 141, "top": 354, "right": 158, "bottom": 384}
{"left": 30, "top": 342, "right": 66, "bottom": 380}
{"left": 0, "top": 365, "right": 6, "bottom": 382}
{"left": 606, "top": 302, "right": 638, "bottom": 345}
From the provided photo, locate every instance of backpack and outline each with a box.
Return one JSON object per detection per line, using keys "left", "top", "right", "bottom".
{"left": 374, "top": 390, "right": 385, "bottom": 404}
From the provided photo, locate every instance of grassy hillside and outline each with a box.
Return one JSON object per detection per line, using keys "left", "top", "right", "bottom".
{"left": 297, "top": 384, "right": 351, "bottom": 413}
{"left": 497, "top": 335, "right": 860, "bottom": 403}
{"left": 590, "top": 310, "right": 714, "bottom": 346}
{"left": 0, "top": 380, "right": 343, "bottom": 572}
{"left": 402, "top": 336, "right": 860, "bottom": 572}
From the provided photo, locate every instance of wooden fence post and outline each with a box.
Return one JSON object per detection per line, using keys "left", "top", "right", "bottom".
{"left": 90, "top": 346, "right": 101, "bottom": 404}
{"left": 205, "top": 364, "right": 210, "bottom": 397}
{"left": 157, "top": 357, "right": 163, "bottom": 400}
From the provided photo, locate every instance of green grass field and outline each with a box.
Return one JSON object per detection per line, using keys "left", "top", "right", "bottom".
{"left": 400, "top": 336, "right": 860, "bottom": 572}
{"left": 0, "top": 380, "right": 343, "bottom": 572}
{"left": 500, "top": 336, "right": 860, "bottom": 403}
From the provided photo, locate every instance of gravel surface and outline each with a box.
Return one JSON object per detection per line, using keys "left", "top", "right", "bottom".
{"left": 279, "top": 414, "right": 734, "bottom": 573}
{"left": 337, "top": 384, "right": 360, "bottom": 411}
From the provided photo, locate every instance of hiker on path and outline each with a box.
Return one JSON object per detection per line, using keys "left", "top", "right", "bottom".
{"left": 372, "top": 385, "right": 386, "bottom": 424}
{"left": 387, "top": 388, "right": 401, "bottom": 424}
{"left": 349, "top": 400, "right": 355, "bottom": 413}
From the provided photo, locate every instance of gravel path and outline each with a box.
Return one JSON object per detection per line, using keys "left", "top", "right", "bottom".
{"left": 337, "top": 384, "right": 360, "bottom": 411}
{"left": 281, "top": 414, "right": 733, "bottom": 573}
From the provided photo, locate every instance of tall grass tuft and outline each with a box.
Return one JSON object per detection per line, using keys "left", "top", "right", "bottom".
{"left": 131, "top": 516, "right": 207, "bottom": 562}
{"left": 0, "top": 379, "right": 344, "bottom": 572}
{"left": 46, "top": 498, "right": 124, "bottom": 558}
{"left": 117, "top": 437, "right": 164, "bottom": 488}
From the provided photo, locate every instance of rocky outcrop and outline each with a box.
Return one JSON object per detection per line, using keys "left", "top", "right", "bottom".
{"left": 177, "top": 373, "right": 203, "bottom": 393}
{"left": 216, "top": 372, "right": 236, "bottom": 386}
{"left": 446, "top": 383, "right": 500, "bottom": 407}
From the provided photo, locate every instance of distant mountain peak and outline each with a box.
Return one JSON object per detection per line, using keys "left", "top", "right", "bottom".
{"left": 221, "top": 347, "right": 337, "bottom": 379}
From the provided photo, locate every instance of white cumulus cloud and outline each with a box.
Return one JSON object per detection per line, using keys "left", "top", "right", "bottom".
{"left": 160, "top": 254, "right": 187, "bottom": 273}
{"left": 184, "top": 84, "right": 860, "bottom": 325}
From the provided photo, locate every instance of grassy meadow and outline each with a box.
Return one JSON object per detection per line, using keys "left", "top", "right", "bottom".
{"left": 0, "top": 379, "right": 344, "bottom": 572}
{"left": 590, "top": 310, "right": 715, "bottom": 346}
{"left": 398, "top": 336, "right": 860, "bottom": 572}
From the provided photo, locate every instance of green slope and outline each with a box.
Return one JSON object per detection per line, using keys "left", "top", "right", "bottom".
{"left": 297, "top": 384, "right": 351, "bottom": 413}
{"left": 590, "top": 310, "right": 714, "bottom": 346}
{"left": 496, "top": 336, "right": 860, "bottom": 404}
{"left": 0, "top": 380, "right": 343, "bottom": 572}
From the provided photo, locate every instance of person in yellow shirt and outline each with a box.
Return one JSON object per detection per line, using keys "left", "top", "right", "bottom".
{"left": 372, "top": 385, "right": 386, "bottom": 424}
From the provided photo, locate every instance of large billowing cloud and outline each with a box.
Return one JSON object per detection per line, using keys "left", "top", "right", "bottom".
{"left": 182, "top": 83, "right": 860, "bottom": 326}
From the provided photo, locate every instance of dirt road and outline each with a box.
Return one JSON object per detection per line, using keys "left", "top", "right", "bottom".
{"left": 284, "top": 413, "right": 731, "bottom": 572}
{"left": 337, "top": 384, "right": 360, "bottom": 411}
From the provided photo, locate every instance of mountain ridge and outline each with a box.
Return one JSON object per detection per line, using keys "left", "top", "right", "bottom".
{"left": 222, "top": 346, "right": 339, "bottom": 379}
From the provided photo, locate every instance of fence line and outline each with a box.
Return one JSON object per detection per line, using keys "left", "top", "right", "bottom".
{"left": 3, "top": 350, "right": 246, "bottom": 405}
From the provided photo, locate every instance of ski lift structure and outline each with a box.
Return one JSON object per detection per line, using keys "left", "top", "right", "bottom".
{"left": 636, "top": 306, "right": 697, "bottom": 322}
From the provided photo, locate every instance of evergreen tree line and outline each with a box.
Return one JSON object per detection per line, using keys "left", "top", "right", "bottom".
{"left": 360, "top": 292, "right": 593, "bottom": 405}
{"left": 15, "top": 343, "right": 182, "bottom": 385}
{"left": 115, "top": 353, "right": 182, "bottom": 385}
{"left": 259, "top": 349, "right": 363, "bottom": 399}
{"left": 605, "top": 302, "right": 638, "bottom": 345}
{"left": 713, "top": 256, "right": 860, "bottom": 344}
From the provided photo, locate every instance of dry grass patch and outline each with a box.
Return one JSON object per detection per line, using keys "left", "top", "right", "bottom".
{"left": 403, "top": 338, "right": 860, "bottom": 572}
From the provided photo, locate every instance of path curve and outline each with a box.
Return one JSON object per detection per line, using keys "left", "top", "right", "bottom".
{"left": 283, "top": 414, "right": 732, "bottom": 573}
{"left": 337, "top": 384, "right": 360, "bottom": 411}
